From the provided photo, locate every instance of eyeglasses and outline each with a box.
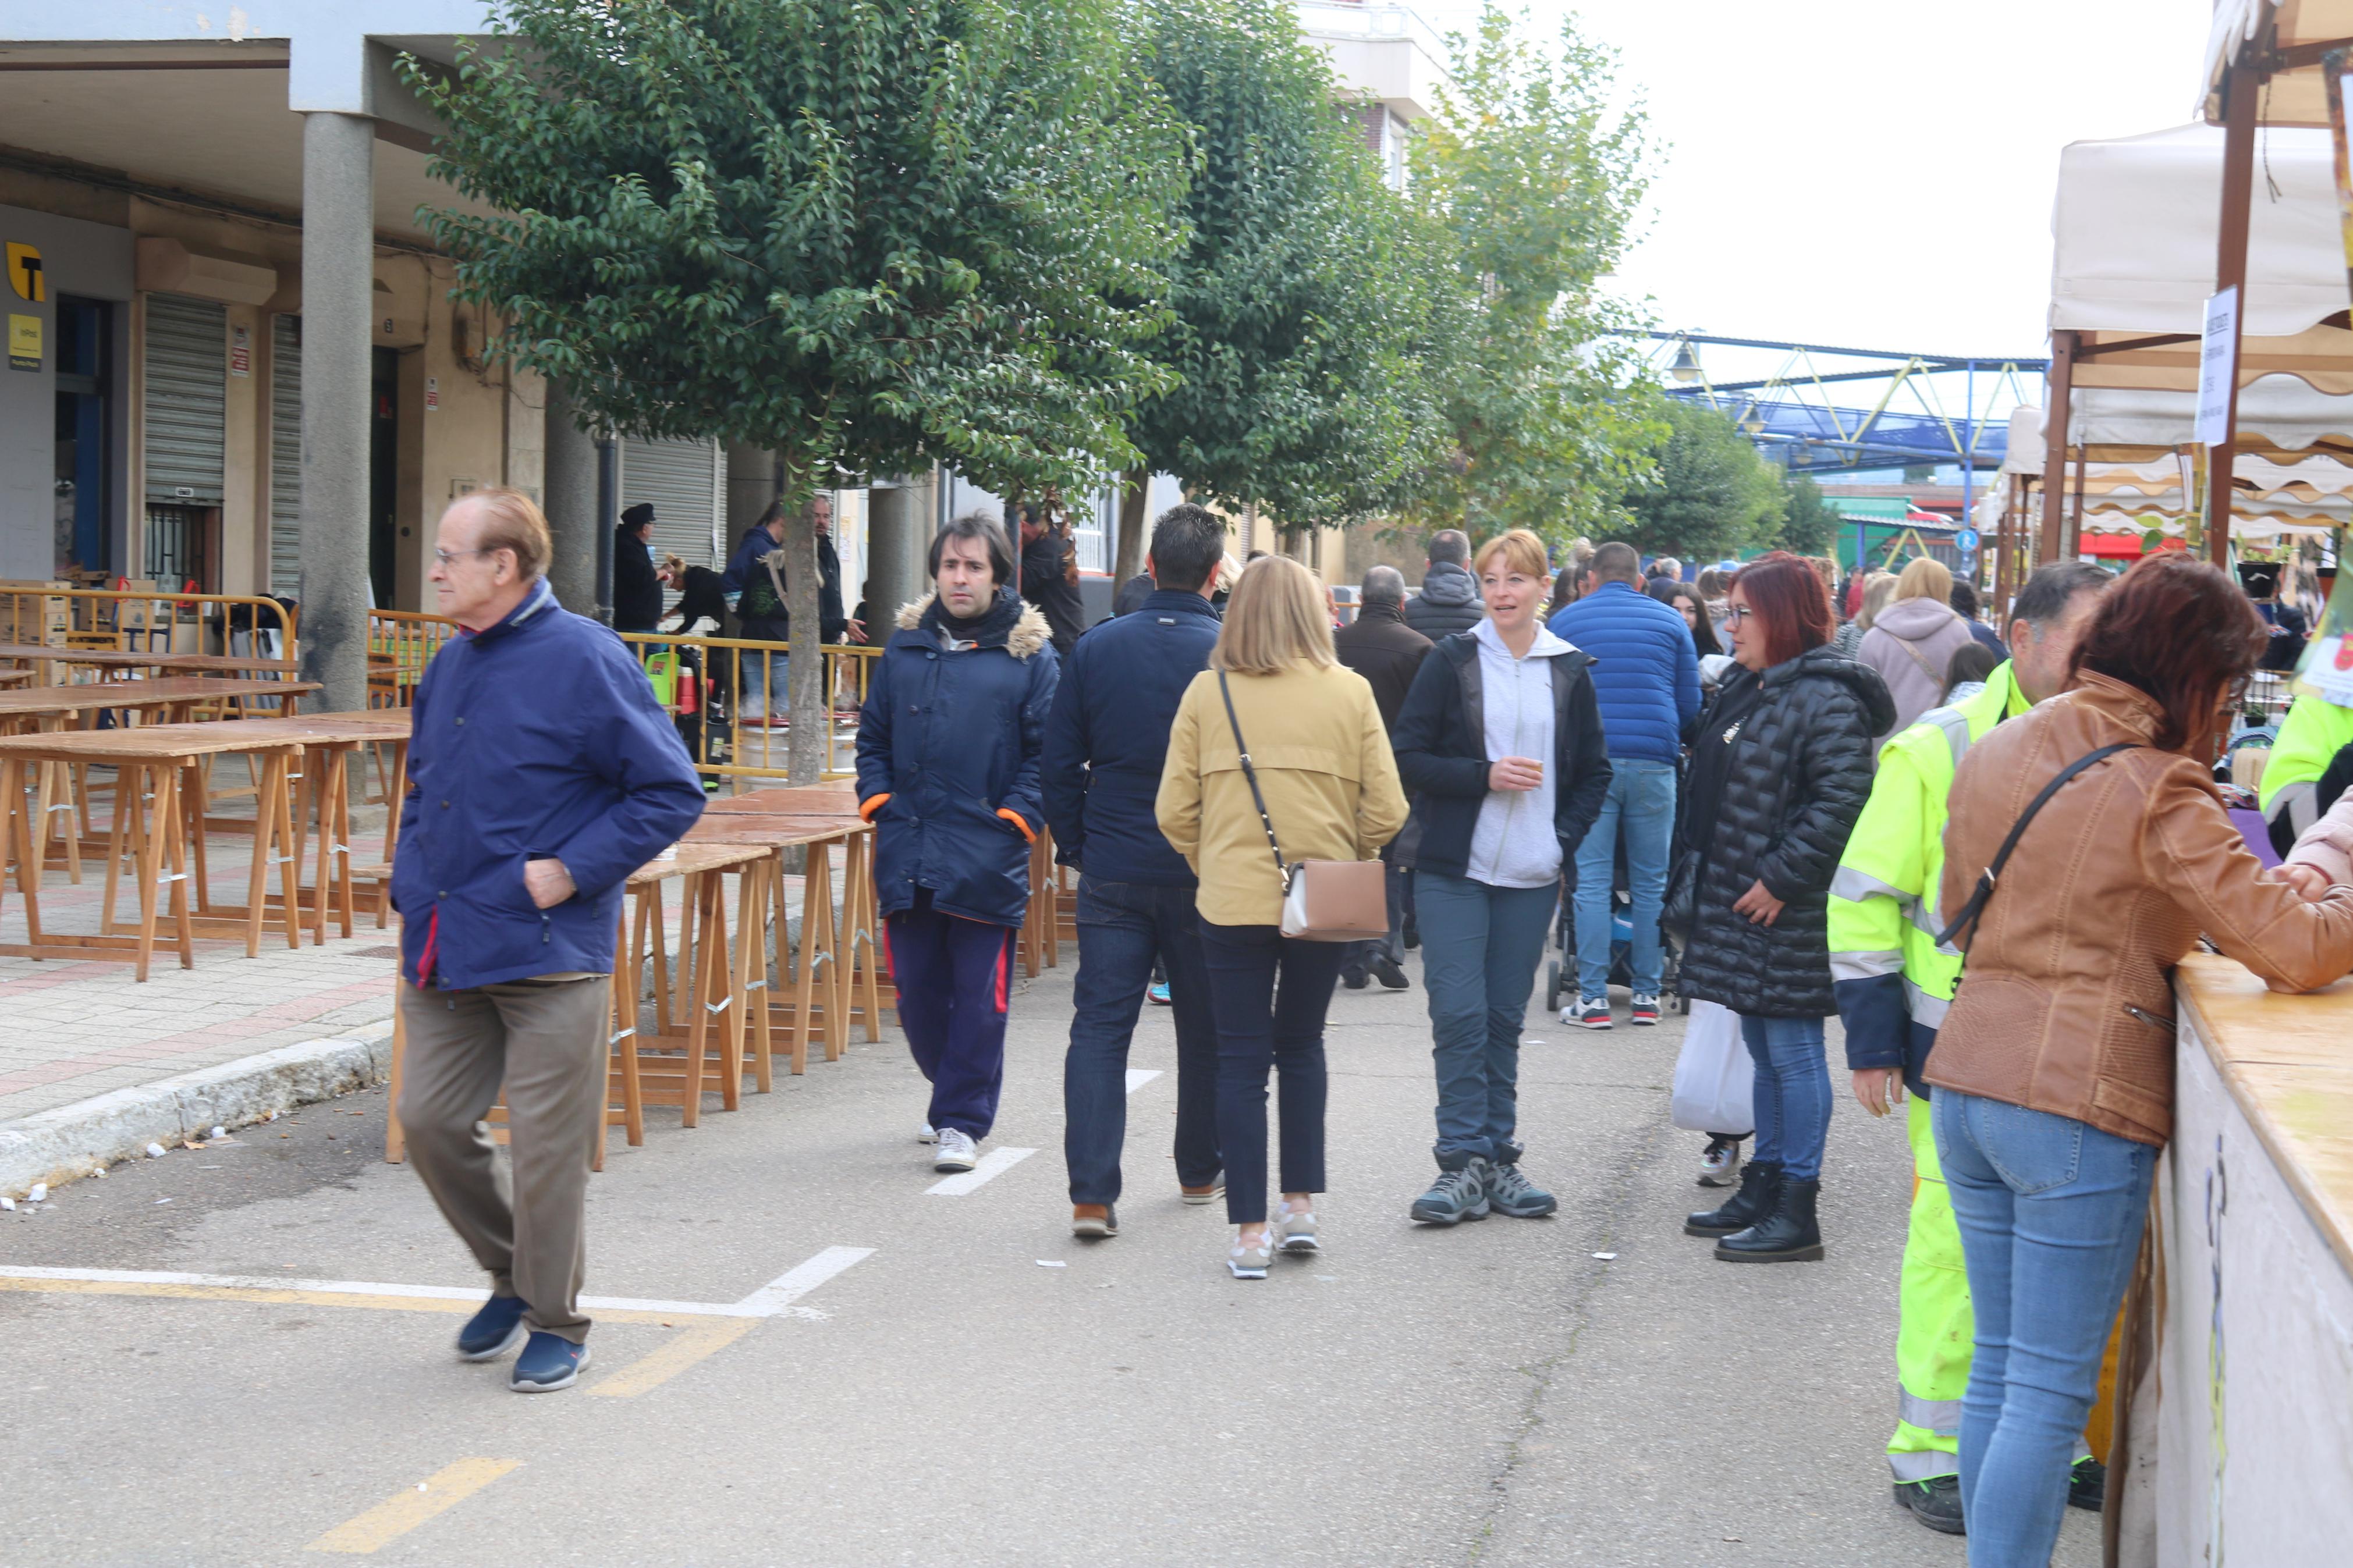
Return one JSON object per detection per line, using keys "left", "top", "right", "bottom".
{"left": 432, "top": 547, "right": 502, "bottom": 568}
{"left": 1725, "top": 605, "right": 1756, "bottom": 623}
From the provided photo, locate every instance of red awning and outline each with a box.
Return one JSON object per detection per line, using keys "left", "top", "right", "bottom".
{"left": 2080, "top": 534, "right": 2147, "bottom": 557}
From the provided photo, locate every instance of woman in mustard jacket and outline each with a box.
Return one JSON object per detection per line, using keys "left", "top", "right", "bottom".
{"left": 1158, "top": 556, "right": 1408, "bottom": 1279}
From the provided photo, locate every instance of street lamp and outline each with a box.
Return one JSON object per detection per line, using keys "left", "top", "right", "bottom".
{"left": 1669, "top": 339, "right": 1702, "bottom": 383}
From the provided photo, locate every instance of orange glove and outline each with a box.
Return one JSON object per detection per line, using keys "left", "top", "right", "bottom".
{"left": 996, "top": 808, "right": 1038, "bottom": 845}
{"left": 858, "top": 793, "right": 891, "bottom": 822}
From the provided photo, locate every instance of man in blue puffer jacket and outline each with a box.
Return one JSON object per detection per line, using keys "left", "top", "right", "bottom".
{"left": 394, "top": 489, "right": 705, "bottom": 1393}
{"left": 1547, "top": 541, "right": 1701, "bottom": 1029}
{"left": 857, "top": 513, "right": 1059, "bottom": 1178}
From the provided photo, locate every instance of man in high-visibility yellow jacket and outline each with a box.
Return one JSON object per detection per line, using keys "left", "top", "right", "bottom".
{"left": 2260, "top": 689, "right": 2353, "bottom": 852}
{"left": 1828, "top": 561, "right": 2111, "bottom": 1535}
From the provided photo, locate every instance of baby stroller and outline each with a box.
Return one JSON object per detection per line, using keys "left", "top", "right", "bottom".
{"left": 1544, "top": 824, "right": 1685, "bottom": 1015}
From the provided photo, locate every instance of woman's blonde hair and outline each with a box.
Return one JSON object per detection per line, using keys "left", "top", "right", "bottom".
{"left": 1474, "top": 528, "right": 1550, "bottom": 581}
{"left": 1211, "top": 554, "right": 1336, "bottom": 675}
{"left": 1894, "top": 556, "right": 1953, "bottom": 605}
{"left": 1857, "top": 571, "right": 1899, "bottom": 631}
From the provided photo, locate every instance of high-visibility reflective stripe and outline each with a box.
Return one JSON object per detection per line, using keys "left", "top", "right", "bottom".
{"left": 1904, "top": 976, "right": 1951, "bottom": 1028}
{"left": 1831, "top": 865, "right": 1911, "bottom": 906}
{"left": 1831, "top": 948, "right": 1905, "bottom": 982}
{"left": 1889, "top": 1446, "right": 1961, "bottom": 1481}
{"left": 1898, "top": 1385, "right": 1962, "bottom": 1438}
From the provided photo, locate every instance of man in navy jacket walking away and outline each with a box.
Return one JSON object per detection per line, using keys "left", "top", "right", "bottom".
{"left": 393, "top": 489, "right": 705, "bottom": 1393}
{"left": 1042, "top": 503, "right": 1228, "bottom": 1238}
{"left": 1547, "top": 541, "right": 1701, "bottom": 1030}
{"left": 857, "top": 513, "right": 1059, "bottom": 1178}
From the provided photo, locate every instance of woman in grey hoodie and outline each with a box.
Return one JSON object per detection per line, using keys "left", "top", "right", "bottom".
{"left": 1857, "top": 557, "right": 1978, "bottom": 742}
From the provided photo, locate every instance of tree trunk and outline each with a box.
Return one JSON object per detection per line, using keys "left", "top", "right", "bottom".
{"left": 784, "top": 490, "right": 829, "bottom": 784}
{"left": 1113, "top": 466, "right": 1150, "bottom": 585}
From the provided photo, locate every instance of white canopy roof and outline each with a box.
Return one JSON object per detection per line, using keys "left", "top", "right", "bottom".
{"left": 2203, "top": 1, "right": 2353, "bottom": 128}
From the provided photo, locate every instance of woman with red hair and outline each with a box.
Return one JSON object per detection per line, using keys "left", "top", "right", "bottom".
{"left": 1677, "top": 552, "right": 1895, "bottom": 1263}
{"left": 1930, "top": 553, "right": 2353, "bottom": 1564}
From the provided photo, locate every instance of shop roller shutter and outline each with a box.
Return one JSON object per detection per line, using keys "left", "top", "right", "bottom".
{"left": 143, "top": 294, "right": 228, "bottom": 505}
{"left": 268, "top": 314, "right": 302, "bottom": 598}
{"left": 617, "top": 435, "right": 726, "bottom": 575}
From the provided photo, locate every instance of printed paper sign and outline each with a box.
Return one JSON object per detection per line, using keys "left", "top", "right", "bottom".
{"left": 8, "top": 312, "right": 39, "bottom": 371}
{"left": 2195, "top": 286, "right": 2238, "bottom": 448}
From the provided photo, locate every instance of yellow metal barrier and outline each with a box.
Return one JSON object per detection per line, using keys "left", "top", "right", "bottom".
{"left": 367, "top": 608, "right": 878, "bottom": 784}
{"left": 0, "top": 583, "right": 297, "bottom": 669}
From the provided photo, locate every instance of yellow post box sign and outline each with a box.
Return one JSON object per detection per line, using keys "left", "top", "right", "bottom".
{"left": 6, "top": 243, "right": 43, "bottom": 303}
{"left": 8, "top": 313, "right": 38, "bottom": 372}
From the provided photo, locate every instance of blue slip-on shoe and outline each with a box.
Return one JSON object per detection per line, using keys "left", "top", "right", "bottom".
{"left": 455, "top": 1294, "right": 530, "bottom": 1362}
{"left": 509, "top": 1331, "right": 592, "bottom": 1393}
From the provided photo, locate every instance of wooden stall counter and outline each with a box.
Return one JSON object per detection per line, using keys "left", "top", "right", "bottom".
{"left": 2141, "top": 954, "right": 2353, "bottom": 1563}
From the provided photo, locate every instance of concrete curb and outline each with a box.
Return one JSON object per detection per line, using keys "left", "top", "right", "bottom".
{"left": 0, "top": 1020, "right": 396, "bottom": 1200}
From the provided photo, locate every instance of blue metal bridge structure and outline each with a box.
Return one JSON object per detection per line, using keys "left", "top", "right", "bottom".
{"left": 1644, "top": 332, "right": 2050, "bottom": 477}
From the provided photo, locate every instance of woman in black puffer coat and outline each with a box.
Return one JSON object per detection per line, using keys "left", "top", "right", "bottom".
{"left": 1677, "top": 552, "right": 1893, "bottom": 1264}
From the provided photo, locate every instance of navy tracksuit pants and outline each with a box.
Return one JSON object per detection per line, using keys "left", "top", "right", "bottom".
{"left": 885, "top": 888, "right": 1015, "bottom": 1140}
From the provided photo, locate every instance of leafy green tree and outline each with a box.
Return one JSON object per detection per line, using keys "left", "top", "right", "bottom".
{"left": 1779, "top": 472, "right": 1841, "bottom": 556}
{"left": 405, "top": 0, "right": 1187, "bottom": 777}
{"left": 1617, "top": 400, "right": 1787, "bottom": 561}
{"left": 1400, "top": 3, "right": 1665, "bottom": 543}
{"left": 1108, "top": 0, "right": 1451, "bottom": 577}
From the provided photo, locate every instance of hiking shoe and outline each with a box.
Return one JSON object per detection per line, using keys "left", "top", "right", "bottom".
{"left": 1566, "top": 997, "right": 1612, "bottom": 1030}
{"left": 2069, "top": 1457, "right": 2106, "bottom": 1512}
{"left": 917, "top": 1121, "right": 938, "bottom": 1144}
{"left": 933, "top": 1128, "right": 978, "bottom": 1173}
{"left": 1629, "top": 993, "right": 1660, "bottom": 1026}
{"left": 1409, "top": 1161, "right": 1490, "bottom": 1225}
{"left": 1180, "top": 1174, "right": 1225, "bottom": 1206}
{"left": 1147, "top": 982, "right": 1172, "bottom": 1007}
{"left": 1072, "top": 1203, "right": 1118, "bottom": 1239}
{"left": 1894, "top": 1474, "right": 1965, "bottom": 1534}
{"left": 1272, "top": 1200, "right": 1319, "bottom": 1253}
{"left": 1697, "top": 1135, "right": 1743, "bottom": 1187}
{"left": 1485, "top": 1160, "right": 1557, "bottom": 1218}
{"left": 455, "top": 1293, "right": 530, "bottom": 1361}
{"left": 1341, "top": 966, "right": 1369, "bottom": 990}
{"left": 1371, "top": 957, "right": 1410, "bottom": 991}
{"left": 509, "top": 1332, "right": 590, "bottom": 1393}
{"left": 1227, "top": 1233, "right": 1273, "bottom": 1279}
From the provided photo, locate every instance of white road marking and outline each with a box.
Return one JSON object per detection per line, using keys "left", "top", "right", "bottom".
{"left": 925, "top": 1145, "right": 1036, "bottom": 1196}
{"left": 0, "top": 1249, "right": 875, "bottom": 1321}
{"left": 1124, "top": 1069, "right": 1162, "bottom": 1093}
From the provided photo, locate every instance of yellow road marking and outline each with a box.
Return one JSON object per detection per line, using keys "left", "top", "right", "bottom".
{"left": 0, "top": 1276, "right": 679, "bottom": 1322}
{"left": 588, "top": 1316, "right": 757, "bottom": 1398}
{"left": 306, "top": 1458, "right": 521, "bottom": 1555}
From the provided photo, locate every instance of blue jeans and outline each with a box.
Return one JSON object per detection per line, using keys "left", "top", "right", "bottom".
{"left": 1935, "top": 1090, "right": 2155, "bottom": 1567}
{"left": 1415, "top": 872, "right": 1555, "bottom": 1164}
{"left": 1063, "top": 877, "right": 1220, "bottom": 1205}
{"left": 1742, "top": 1014, "right": 1830, "bottom": 1181}
{"left": 1574, "top": 758, "right": 1675, "bottom": 999}
{"left": 1197, "top": 922, "right": 1344, "bottom": 1225}
{"left": 735, "top": 632, "right": 787, "bottom": 721}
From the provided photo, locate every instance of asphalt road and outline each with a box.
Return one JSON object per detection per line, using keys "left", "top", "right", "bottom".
{"left": 0, "top": 942, "right": 2100, "bottom": 1566}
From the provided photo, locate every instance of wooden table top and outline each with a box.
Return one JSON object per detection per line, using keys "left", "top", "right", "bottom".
{"left": 0, "top": 677, "right": 318, "bottom": 715}
{"left": 684, "top": 813, "right": 868, "bottom": 847}
{"left": 626, "top": 841, "right": 772, "bottom": 885}
{"left": 0, "top": 669, "right": 30, "bottom": 687}
{"left": 0, "top": 724, "right": 313, "bottom": 764}
{"left": 708, "top": 784, "right": 860, "bottom": 815}
{"left": 154, "top": 655, "right": 304, "bottom": 675}
{"left": 204, "top": 712, "right": 412, "bottom": 744}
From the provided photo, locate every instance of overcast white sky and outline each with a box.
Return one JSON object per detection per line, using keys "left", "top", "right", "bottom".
{"left": 1415, "top": 1, "right": 2217, "bottom": 361}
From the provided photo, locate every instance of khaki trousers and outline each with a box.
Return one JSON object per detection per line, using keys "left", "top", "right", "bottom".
{"left": 397, "top": 976, "right": 610, "bottom": 1342}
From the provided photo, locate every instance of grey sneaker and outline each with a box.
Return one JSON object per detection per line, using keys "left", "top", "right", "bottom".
{"left": 1409, "top": 1161, "right": 1490, "bottom": 1225}
{"left": 1227, "top": 1232, "right": 1273, "bottom": 1279}
{"left": 1272, "top": 1200, "right": 1319, "bottom": 1253}
{"left": 1485, "top": 1159, "right": 1558, "bottom": 1218}
{"left": 932, "top": 1127, "right": 978, "bottom": 1172}
{"left": 1698, "top": 1135, "right": 1742, "bottom": 1187}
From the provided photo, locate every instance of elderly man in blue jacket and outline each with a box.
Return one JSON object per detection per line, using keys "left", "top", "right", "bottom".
{"left": 1041, "top": 503, "right": 1227, "bottom": 1238}
{"left": 393, "top": 489, "right": 704, "bottom": 1394}
{"left": 1547, "top": 540, "right": 1700, "bottom": 1030}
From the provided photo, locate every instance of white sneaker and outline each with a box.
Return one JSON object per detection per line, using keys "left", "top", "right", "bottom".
{"left": 1272, "top": 1200, "right": 1320, "bottom": 1254}
{"left": 917, "top": 1121, "right": 938, "bottom": 1143}
{"left": 1227, "top": 1232, "right": 1273, "bottom": 1279}
{"left": 1698, "top": 1135, "right": 1743, "bottom": 1188}
{"left": 932, "top": 1127, "right": 978, "bottom": 1173}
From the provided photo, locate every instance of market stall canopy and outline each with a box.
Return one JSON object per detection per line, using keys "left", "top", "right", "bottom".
{"left": 2202, "top": 0, "right": 2353, "bottom": 127}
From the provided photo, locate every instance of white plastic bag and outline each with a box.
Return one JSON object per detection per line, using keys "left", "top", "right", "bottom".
{"left": 1670, "top": 999, "right": 1754, "bottom": 1135}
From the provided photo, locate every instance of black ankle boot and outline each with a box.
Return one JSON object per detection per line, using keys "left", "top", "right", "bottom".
{"left": 1715, "top": 1175, "right": 1824, "bottom": 1261}
{"left": 1684, "top": 1158, "right": 1780, "bottom": 1237}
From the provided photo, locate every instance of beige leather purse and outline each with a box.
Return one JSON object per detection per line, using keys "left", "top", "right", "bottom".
{"left": 1218, "top": 672, "right": 1387, "bottom": 941}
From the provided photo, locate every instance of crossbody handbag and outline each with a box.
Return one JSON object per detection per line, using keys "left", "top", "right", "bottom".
{"left": 1935, "top": 742, "right": 2142, "bottom": 951}
{"left": 1218, "top": 671, "right": 1387, "bottom": 941}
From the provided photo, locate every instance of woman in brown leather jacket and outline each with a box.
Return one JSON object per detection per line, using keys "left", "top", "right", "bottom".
{"left": 1929, "top": 554, "right": 2353, "bottom": 1565}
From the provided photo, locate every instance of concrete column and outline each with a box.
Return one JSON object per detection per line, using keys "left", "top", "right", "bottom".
{"left": 866, "top": 474, "right": 932, "bottom": 620}
{"left": 296, "top": 112, "right": 374, "bottom": 714}
{"left": 541, "top": 381, "right": 599, "bottom": 615}
{"left": 725, "top": 442, "right": 778, "bottom": 540}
